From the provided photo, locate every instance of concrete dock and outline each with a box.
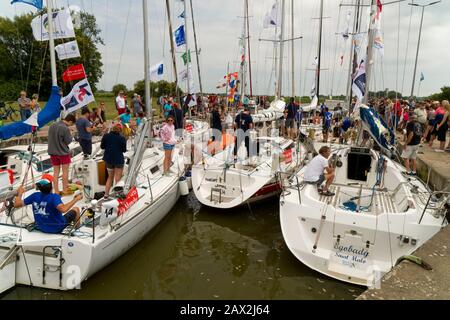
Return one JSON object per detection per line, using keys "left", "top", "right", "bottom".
{"left": 359, "top": 139, "right": 450, "bottom": 300}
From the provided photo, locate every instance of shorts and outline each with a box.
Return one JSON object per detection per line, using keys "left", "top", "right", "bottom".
{"left": 401, "top": 144, "right": 420, "bottom": 160}
{"left": 305, "top": 174, "right": 325, "bottom": 186}
{"left": 437, "top": 124, "right": 448, "bottom": 142}
{"left": 163, "top": 143, "right": 175, "bottom": 151}
{"left": 50, "top": 154, "right": 71, "bottom": 166}
{"left": 117, "top": 108, "right": 127, "bottom": 115}
{"left": 285, "top": 118, "right": 295, "bottom": 129}
{"left": 106, "top": 163, "right": 124, "bottom": 170}
{"left": 64, "top": 210, "right": 77, "bottom": 225}
{"left": 322, "top": 125, "right": 331, "bottom": 133}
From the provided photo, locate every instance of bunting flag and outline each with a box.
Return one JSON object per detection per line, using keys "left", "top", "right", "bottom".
{"left": 62, "top": 64, "right": 86, "bottom": 82}
{"left": 55, "top": 40, "right": 80, "bottom": 60}
{"left": 352, "top": 59, "right": 366, "bottom": 103}
{"left": 11, "top": 0, "right": 42, "bottom": 9}
{"left": 376, "top": 0, "right": 383, "bottom": 20}
{"left": 31, "top": 9, "right": 76, "bottom": 41}
{"left": 313, "top": 57, "right": 318, "bottom": 66}
{"left": 61, "top": 79, "right": 95, "bottom": 113}
{"left": 372, "top": 4, "right": 384, "bottom": 57}
{"left": 174, "top": 25, "right": 186, "bottom": 47}
{"left": 181, "top": 50, "right": 191, "bottom": 65}
{"left": 420, "top": 72, "right": 425, "bottom": 82}
{"left": 310, "top": 84, "right": 316, "bottom": 99}
{"left": 150, "top": 61, "right": 164, "bottom": 81}
{"left": 342, "top": 10, "right": 352, "bottom": 40}
{"left": 263, "top": 1, "right": 279, "bottom": 28}
{"left": 178, "top": 11, "right": 185, "bottom": 19}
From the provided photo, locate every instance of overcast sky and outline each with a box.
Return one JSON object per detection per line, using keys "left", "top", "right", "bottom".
{"left": 2, "top": 0, "right": 450, "bottom": 97}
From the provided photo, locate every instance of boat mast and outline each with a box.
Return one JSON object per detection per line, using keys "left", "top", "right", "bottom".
{"left": 46, "top": 0, "right": 57, "bottom": 86}
{"left": 291, "top": 0, "right": 295, "bottom": 98}
{"left": 346, "top": 0, "right": 361, "bottom": 109}
{"left": 316, "top": 0, "right": 324, "bottom": 102}
{"left": 183, "top": 0, "right": 192, "bottom": 116}
{"left": 142, "top": 0, "right": 152, "bottom": 131}
{"left": 364, "top": 0, "right": 377, "bottom": 104}
{"left": 276, "top": 0, "right": 286, "bottom": 99}
{"left": 246, "top": 0, "right": 253, "bottom": 97}
{"left": 240, "top": 0, "right": 248, "bottom": 104}
{"left": 165, "top": 0, "right": 182, "bottom": 108}
{"left": 189, "top": 0, "right": 203, "bottom": 94}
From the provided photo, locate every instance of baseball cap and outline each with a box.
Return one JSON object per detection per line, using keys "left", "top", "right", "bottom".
{"left": 37, "top": 174, "right": 53, "bottom": 186}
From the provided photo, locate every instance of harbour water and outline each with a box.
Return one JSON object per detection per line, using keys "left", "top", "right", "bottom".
{"left": 1, "top": 193, "right": 362, "bottom": 300}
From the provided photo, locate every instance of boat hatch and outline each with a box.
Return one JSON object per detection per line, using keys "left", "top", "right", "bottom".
{"left": 347, "top": 148, "right": 372, "bottom": 182}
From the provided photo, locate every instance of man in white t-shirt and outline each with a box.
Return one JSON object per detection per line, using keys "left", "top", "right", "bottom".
{"left": 304, "top": 146, "right": 335, "bottom": 196}
{"left": 116, "top": 90, "right": 126, "bottom": 115}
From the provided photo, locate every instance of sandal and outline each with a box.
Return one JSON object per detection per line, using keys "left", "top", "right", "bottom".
{"left": 321, "top": 190, "right": 335, "bottom": 197}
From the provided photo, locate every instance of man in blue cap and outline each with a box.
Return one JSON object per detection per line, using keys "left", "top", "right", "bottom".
{"left": 13, "top": 175, "right": 82, "bottom": 234}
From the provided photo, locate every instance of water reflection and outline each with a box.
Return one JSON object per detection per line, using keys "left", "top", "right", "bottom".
{"left": 1, "top": 193, "right": 362, "bottom": 300}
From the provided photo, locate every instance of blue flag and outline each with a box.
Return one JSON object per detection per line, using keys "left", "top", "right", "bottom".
{"left": 174, "top": 25, "right": 186, "bottom": 47}
{"left": 420, "top": 72, "right": 424, "bottom": 82}
{"left": 11, "top": 0, "right": 43, "bottom": 9}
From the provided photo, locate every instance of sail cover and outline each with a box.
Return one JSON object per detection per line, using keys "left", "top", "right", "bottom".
{"left": 359, "top": 104, "right": 395, "bottom": 154}
{"left": 0, "top": 86, "right": 62, "bottom": 140}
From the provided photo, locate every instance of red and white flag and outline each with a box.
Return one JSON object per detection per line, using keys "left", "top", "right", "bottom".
{"left": 62, "top": 64, "right": 86, "bottom": 83}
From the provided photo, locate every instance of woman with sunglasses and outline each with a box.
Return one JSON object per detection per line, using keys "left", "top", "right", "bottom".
{"left": 160, "top": 115, "right": 177, "bottom": 176}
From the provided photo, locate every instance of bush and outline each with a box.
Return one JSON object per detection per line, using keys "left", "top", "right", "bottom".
{"left": 0, "top": 81, "right": 23, "bottom": 102}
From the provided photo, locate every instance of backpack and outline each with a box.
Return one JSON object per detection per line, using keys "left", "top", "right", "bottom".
{"left": 413, "top": 122, "right": 423, "bottom": 137}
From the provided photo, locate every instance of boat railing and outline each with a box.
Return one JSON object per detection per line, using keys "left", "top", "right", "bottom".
{"left": 418, "top": 191, "right": 450, "bottom": 225}
{"left": 278, "top": 172, "right": 303, "bottom": 205}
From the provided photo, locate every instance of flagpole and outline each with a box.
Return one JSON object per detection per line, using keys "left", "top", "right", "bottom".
{"left": 346, "top": 0, "right": 360, "bottom": 110}
{"left": 183, "top": 0, "right": 192, "bottom": 117}
{"left": 189, "top": 0, "right": 203, "bottom": 94}
{"left": 277, "top": 0, "right": 286, "bottom": 99}
{"left": 240, "top": 0, "right": 248, "bottom": 105}
{"left": 165, "top": 0, "right": 181, "bottom": 110}
{"left": 46, "top": 0, "right": 57, "bottom": 86}
{"left": 142, "top": 0, "right": 152, "bottom": 130}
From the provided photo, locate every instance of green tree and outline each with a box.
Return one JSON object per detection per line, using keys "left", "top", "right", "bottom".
{"left": 0, "top": 9, "right": 103, "bottom": 101}
{"left": 429, "top": 86, "right": 450, "bottom": 101}
{"left": 112, "top": 84, "right": 128, "bottom": 97}
{"left": 133, "top": 80, "right": 182, "bottom": 101}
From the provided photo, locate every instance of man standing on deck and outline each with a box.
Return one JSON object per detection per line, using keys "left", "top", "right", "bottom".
{"left": 234, "top": 105, "right": 254, "bottom": 159}
{"left": 285, "top": 98, "right": 298, "bottom": 139}
{"left": 76, "top": 108, "right": 94, "bottom": 158}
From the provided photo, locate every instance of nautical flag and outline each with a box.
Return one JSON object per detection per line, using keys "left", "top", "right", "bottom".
{"left": 263, "top": 1, "right": 279, "bottom": 28}
{"left": 352, "top": 59, "right": 366, "bottom": 103}
{"left": 31, "top": 9, "right": 76, "bottom": 41}
{"left": 61, "top": 79, "right": 95, "bottom": 113}
{"left": 182, "top": 50, "right": 191, "bottom": 65}
{"left": 11, "top": 0, "right": 42, "bottom": 9}
{"left": 373, "top": 28, "right": 384, "bottom": 57}
{"left": 55, "top": 40, "right": 80, "bottom": 60}
{"left": 340, "top": 55, "right": 344, "bottom": 66}
{"left": 178, "top": 66, "right": 193, "bottom": 83}
{"left": 310, "top": 84, "right": 316, "bottom": 99}
{"left": 62, "top": 64, "right": 86, "bottom": 83}
{"left": 150, "top": 61, "right": 164, "bottom": 81}
{"left": 174, "top": 25, "right": 186, "bottom": 47}
{"left": 376, "top": 0, "right": 383, "bottom": 20}
{"left": 178, "top": 11, "right": 185, "bottom": 19}
{"left": 420, "top": 72, "right": 425, "bottom": 82}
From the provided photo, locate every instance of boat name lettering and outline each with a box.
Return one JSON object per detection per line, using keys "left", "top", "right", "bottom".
{"left": 334, "top": 243, "right": 369, "bottom": 259}
{"left": 205, "top": 178, "right": 218, "bottom": 182}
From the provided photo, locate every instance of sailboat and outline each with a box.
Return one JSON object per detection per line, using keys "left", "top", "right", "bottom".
{"left": 191, "top": 0, "right": 306, "bottom": 210}
{"left": 280, "top": 0, "right": 450, "bottom": 287}
{"left": 0, "top": 0, "right": 184, "bottom": 293}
